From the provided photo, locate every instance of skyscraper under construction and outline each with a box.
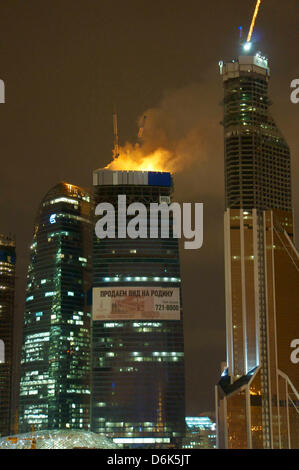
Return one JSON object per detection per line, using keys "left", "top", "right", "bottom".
{"left": 216, "top": 50, "right": 299, "bottom": 448}
{"left": 91, "top": 169, "right": 185, "bottom": 447}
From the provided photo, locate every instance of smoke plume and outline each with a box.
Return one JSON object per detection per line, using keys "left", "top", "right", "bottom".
{"left": 105, "top": 78, "right": 222, "bottom": 175}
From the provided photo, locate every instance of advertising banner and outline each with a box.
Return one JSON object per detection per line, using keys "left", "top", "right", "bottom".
{"left": 92, "top": 286, "right": 180, "bottom": 321}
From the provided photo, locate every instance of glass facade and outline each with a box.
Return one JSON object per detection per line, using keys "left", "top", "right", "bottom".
{"left": 183, "top": 416, "right": 216, "bottom": 449}
{"left": 216, "top": 53, "right": 299, "bottom": 448}
{"left": 91, "top": 170, "right": 185, "bottom": 448}
{"left": 0, "top": 235, "right": 16, "bottom": 437}
{"left": 221, "top": 54, "right": 291, "bottom": 211}
{"left": 19, "top": 182, "right": 92, "bottom": 432}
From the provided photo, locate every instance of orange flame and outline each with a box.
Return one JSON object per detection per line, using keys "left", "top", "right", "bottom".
{"left": 105, "top": 142, "right": 179, "bottom": 173}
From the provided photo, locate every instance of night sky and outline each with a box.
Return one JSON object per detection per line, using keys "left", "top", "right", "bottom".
{"left": 0, "top": 1, "right": 298, "bottom": 416}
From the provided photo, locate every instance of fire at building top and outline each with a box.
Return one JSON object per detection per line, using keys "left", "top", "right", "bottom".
{"left": 105, "top": 144, "right": 177, "bottom": 173}
{"left": 104, "top": 109, "right": 190, "bottom": 174}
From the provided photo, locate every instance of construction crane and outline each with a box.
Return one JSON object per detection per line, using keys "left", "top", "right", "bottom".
{"left": 243, "top": 0, "right": 262, "bottom": 51}
{"left": 238, "top": 25, "right": 243, "bottom": 42}
{"left": 137, "top": 115, "right": 147, "bottom": 140}
{"left": 112, "top": 110, "right": 120, "bottom": 159}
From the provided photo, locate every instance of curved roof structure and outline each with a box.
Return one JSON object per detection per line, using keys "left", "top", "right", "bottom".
{"left": 0, "top": 429, "right": 118, "bottom": 449}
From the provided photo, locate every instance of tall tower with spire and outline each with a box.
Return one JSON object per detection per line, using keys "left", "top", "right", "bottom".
{"left": 216, "top": 47, "right": 299, "bottom": 448}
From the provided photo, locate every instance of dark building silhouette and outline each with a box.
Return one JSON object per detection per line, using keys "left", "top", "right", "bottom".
{"left": 0, "top": 234, "right": 16, "bottom": 437}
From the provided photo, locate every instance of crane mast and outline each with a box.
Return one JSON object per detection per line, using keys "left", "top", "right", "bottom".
{"left": 138, "top": 115, "right": 147, "bottom": 140}
{"left": 113, "top": 111, "right": 119, "bottom": 159}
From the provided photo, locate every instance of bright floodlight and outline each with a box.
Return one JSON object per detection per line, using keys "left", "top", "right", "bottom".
{"left": 243, "top": 42, "right": 252, "bottom": 52}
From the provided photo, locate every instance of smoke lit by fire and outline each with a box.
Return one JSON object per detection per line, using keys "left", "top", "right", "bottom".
{"left": 105, "top": 83, "right": 215, "bottom": 174}
{"left": 105, "top": 144, "right": 179, "bottom": 173}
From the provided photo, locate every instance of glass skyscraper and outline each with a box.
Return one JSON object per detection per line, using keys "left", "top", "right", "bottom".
{"left": 91, "top": 169, "right": 185, "bottom": 447}
{"left": 19, "top": 182, "right": 92, "bottom": 432}
{"left": 0, "top": 235, "right": 16, "bottom": 437}
{"left": 216, "top": 51, "right": 299, "bottom": 448}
